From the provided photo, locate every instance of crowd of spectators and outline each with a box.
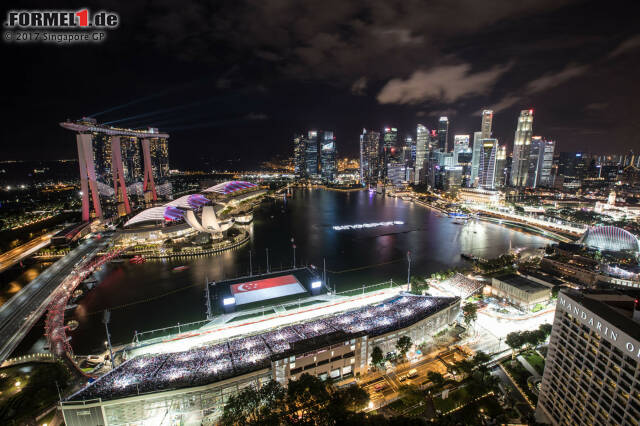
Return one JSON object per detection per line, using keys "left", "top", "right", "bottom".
{"left": 69, "top": 294, "right": 455, "bottom": 401}
{"left": 438, "top": 273, "right": 484, "bottom": 298}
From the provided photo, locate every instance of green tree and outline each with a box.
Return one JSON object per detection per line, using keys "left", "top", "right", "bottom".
{"left": 505, "top": 332, "right": 525, "bottom": 359}
{"left": 462, "top": 303, "right": 478, "bottom": 331}
{"left": 398, "top": 384, "right": 424, "bottom": 407}
{"left": 427, "top": 371, "right": 445, "bottom": 389}
{"left": 472, "top": 350, "right": 490, "bottom": 366}
{"left": 327, "top": 385, "right": 370, "bottom": 422}
{"left": 396, "top": 335, "right": 413, "bottom": 359}
{"left": 285, "top": 373, "right": 331, "bottom": 424}
{"left": 371, "top": 346, "right": 384, "bottom": 369}
{"left": 539, "top": 323, "right": 552, "bottom": 339}
{"left": 220, "top": 380, "right": 284, "bottom": 426}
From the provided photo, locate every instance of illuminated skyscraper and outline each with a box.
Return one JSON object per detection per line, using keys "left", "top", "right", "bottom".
{"left": 382, "top": 127, "right": 399, "bottom": 180}
{"left": 470, "top": 131, "right": 483, "bottom": 186}
{"left": 414, "top": 124, "right": 428, "bottom": 184}
{"left": 527, "top": 137, "right": 555, "bottom": 188}
{"left": 469, "top": 110, "right": 494, "bottom": 187}
{"left": 478, "top": 138, "right": 498, "bottom": 189}
{"left": 481, "top": 109, "right": 493, "bottom": 139}
{"left": 457, "top": 148, "right": 473, "bottom": 187}
{"left": 437, "top": 117, "right": 449, "bottom": 152}
{"left": 495, "top": 145, "right": 507, "bottom": 187}
{"left": 293, "top": 133, "right": 307, "bottom": 177}
{"left": 537, "top": 290, "right": 640, "bottom": 426}
{"left": 510, "top": 109, "right": 534, "bottom": 187}
{"left": 306, "top": 130, "right": 320, "bottom": 177}
{"left": 320, "top": 132, "right": 337, "bottom": 183}
{"left": 403, "top": 135, "right": 414, "bottom": 167}
{"left": 453, "top": 135, "right": 470, "bottom": 164}
{"left": 359, "top": 129, "right": 380, "bottom": 186}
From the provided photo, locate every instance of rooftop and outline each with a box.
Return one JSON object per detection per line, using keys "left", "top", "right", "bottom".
{"left": 495, "top": 273, "right": 550, "bottom": 293}
{"left": 561, "top": 289, "right": 640, "bottom": 342}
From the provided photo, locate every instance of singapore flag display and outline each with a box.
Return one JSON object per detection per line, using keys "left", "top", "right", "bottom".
{"left": 230, "top": 275, "right": 306, "bottom": 305}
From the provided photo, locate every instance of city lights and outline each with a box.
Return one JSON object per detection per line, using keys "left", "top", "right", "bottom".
{"left": 332, "top": 221, "right": 404, "bottom": 231}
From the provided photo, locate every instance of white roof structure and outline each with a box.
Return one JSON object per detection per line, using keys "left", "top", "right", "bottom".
{"left": 125, "top": 194, "right": 210, "bottom": 228}
{"left": 124, "top": 207, "right": 169, "bottom": 227}
{"left": 203, "top": 181, "right": 257, "bottom": 195}
{"left": 165, "top": 194, "right": 194, "bottom": 209}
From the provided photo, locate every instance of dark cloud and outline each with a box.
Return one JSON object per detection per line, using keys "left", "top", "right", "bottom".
{"left": 377, "top": 63, "right": 511, "bottom": 104}
{"left": 489, "top": 64, "right": 589, "bottom": 112}
{"left": 2, "top": 0, "right": 639, "bottom": 164}
{"left": 608, "top": 35, "right": 640, "bottom": 58}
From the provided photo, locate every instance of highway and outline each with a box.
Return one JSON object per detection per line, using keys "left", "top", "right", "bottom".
{"left": 0, "top": 238, "right": 104, "bottom": 363}
{"left": 0, "top": 230, "right": 58, "bottom": 274}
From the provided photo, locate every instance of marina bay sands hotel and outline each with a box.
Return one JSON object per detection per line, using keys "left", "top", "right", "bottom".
{"left": 60, "top": 118, "right": 170, "bottom": 221}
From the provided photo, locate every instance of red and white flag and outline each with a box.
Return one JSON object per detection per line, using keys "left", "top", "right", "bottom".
{"left": 230, "top": 274, "right": 305, "bottom": 305}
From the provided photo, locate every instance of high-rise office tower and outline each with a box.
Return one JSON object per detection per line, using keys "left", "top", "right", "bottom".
{"left": 293, "top": 133, "right": 307, "bottom": 177}
{"left": 415, "top": 124, "right": 429, "bottom": 184}
{"left": 382, "top": 127, "right": 399, "bottom": 180}
{"left": 495, "top": 145, "right": 507, "bottom": 187}
{"left": 453, "top": 135, "right": 470, "bottom": 164}
{"left": 527, "top": 137, "right": 556, "bottom": 188}
{"left": 470, "top": 131, "right": 483, "bottom": 185}
{"left": 305, "top": 130, "right": 320, "bottom": 177}
{"left": 478, "top": 138, "right": 498, "bottom": 189}
{"left": 480, "top": 109, "right": 493, "bottom": 139}
{"left": 320, "top": 132, "right": 337, "bottom": 183}
{"left": 403, "top": 135, "right": 414, "bottom": 167}
{"left": 359, "top": 129, "right": 380, "bottom": 187}
{"left": 457, "top": 148, "right": 473, "bottom": 187}
{"left": 437, "top": 117, "right": 449, "bottom": 152}
{"left": 537, "top": 290, "right": 640, "bottom": 426}
{"left": 510, "top": 109, "right": 534, "bottom": 187}
{"left": 556, "top": 152, "right": 587, "bottom": 189}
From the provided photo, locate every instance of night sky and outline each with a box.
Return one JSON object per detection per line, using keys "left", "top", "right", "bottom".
{"left": 3, "top": 0, "right": 640, "bottom": 170}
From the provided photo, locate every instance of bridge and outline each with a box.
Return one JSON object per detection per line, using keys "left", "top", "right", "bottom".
{"left": 0, "top": 230, "right": 57, "bottom": 274}
{"left": 0, "top": 237, "right": 105, "bottom": 363}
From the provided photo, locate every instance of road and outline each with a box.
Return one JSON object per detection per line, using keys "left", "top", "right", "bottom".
{"left": 0, "top": 230, "right": 58, "bottom": 274}
{"left": 0, "top": 238, "right": 104, "bottom": 362}
{"left": 361, "top": 348, "right": 466, "bottom": 409}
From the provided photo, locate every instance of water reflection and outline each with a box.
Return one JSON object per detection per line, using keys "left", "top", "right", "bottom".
{"left": 21, "top": 189, "right": 554, "bottom": 354}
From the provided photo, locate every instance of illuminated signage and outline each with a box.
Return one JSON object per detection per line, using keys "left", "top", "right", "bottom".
{"left": 311, "top": 281, "right": 322, "bottom": 289}
{"left": 558, "top": 296, "right": 640, "bottom": 358}
{"left": 223, "top": 297, "right": 236, "bottom": 306}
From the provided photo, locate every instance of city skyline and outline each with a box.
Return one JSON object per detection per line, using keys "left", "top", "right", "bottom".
{"left": 3, "top": 0, "right": 640, "bottom": 169}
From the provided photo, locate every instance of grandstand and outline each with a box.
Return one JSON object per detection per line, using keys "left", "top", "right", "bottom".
{"left": 432, "top": 273, "right": 484, "bottom": 299}
{"left": 67, "top": 293, "right": 458, "bottom": 403}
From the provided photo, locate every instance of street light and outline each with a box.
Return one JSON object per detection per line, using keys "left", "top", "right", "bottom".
{"left": 103, "top": 310, "right": 115, "bottom": 369}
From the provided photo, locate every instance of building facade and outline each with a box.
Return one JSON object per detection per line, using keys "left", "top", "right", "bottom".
{"left": 360, "top": 129, "right": 380, "bottom": 187}
{"left": 537, "top": 290, "right": 640, "bottom": 425}
{"left": 320, "top": 132, "right": 337, "bottom": 183}
{"left": 414, "top": 124, "right": 429, "bottom": 184}
{"left": 305, "top": 130, "right": 320, "bottom": 177}
{"left": 437, "top": 117, "right": 449, "bottom": 152}
{"left": 490, "top": 274, "right": 551, "bottom": 309}
{"left": 527, "top": 137, "right": 556, "bottom": 188}
{"left": 293, "top": 133, "right": 307, "bottom": 178}
{"left": 61, "top": 295, "right": 460, "bottom": 426}
{"left": 478, "top": 138, "right": 498, "bottom": 190}
{"left": 510, "top": 109, "right": 534, "bottom": 187}
{"left": 60, "top": 118, "right": 170, "bottom": 221}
